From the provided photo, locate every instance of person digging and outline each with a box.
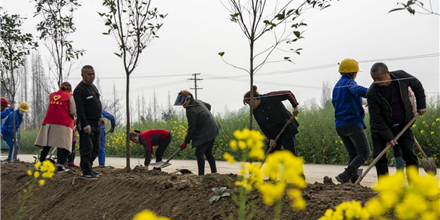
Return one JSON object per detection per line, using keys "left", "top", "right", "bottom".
{"left": 129, "top": 129, "right": 171, "bottom": 169}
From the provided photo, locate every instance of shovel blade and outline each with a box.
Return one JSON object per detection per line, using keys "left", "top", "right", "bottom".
{"left": 157, "top": 162, "right": 171, "bottom": 169}
{"left": 149, "top": 161, "right": 166, "bottom": 166}
{"left": 421, "top": 158, "right": 437, "bottom": 176}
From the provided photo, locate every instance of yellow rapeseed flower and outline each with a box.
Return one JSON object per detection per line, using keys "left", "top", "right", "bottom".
{"left": 421, "top": 130, "right": 425, "bottom": 134}
{"left": 258, "top": 181, "right": 286, "bottom": 205}
{"left": 432, "top": 122, "right": 436, "bottom": 126}
{"left": 132, "top": 210, "right": 170, "bottom": 220}
{"left": 430, "top": 131, "right": 434, "bottom": 135}
{"left": 27, "top": 170, "right": 32, "bottom": 176}
{"left": 229, "top": 140, "right": 238, "bottom": 151}
{"left": 412, "top": 124, "right": 417, "bottom": 128}
{"left": 35, "top": 161, "right": 42, "bottom": 170}
{"left": 34, "top": 171, "right": 40, "bottom": 179}
{"left": 39, "top": 179, "right": 45, "bottom": 186}
{"left": 223, "top": 152, "right": 236, "bottom": 164}
{"left": 436, "top": 118, "right": 440, "bottom": 122}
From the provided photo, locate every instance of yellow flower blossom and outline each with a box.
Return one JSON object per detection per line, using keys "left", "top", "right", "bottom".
{"left": 432, "top": 122, "right": 436, "bottom": 126}
{"left": 229, "top": 140, "right": 237, "bottom": 151}
{"left": 132, "top": 210, "right": 170, "bottom": 220}
{"left": 223, "top": 152, "right": 236, "bottom": 164}
{"left": 27, "top": 170, "right": 32, "bottom": 176}
{"left": 421, "top": 130, "right": 425, "bottom": 134}
{"left": 258, "top": 181, "right": 286, "bottom": 205}
{"left": 430, "top": 131, "right": 434, "bottom": 135}
{"left": 412, "top": 124, "right": 417, "bottom": 128}
{"left": 34, "top": 171, "right": 40, "bottom": 178}
{"left": 39, "top": 179, "right": 45, "bottom": 186}
{"left": 436, "top": 118, "right": 440, "bottom": 122}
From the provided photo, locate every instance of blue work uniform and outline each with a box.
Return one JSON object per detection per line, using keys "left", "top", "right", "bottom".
{"left": 99, "top": 110, "right": 116, "bottom": 166}
{"left": 1, "top": 109, "right": 24, "bottom": 161}
{"left": 1, "top": 107, "right": 14, "bottom": 130}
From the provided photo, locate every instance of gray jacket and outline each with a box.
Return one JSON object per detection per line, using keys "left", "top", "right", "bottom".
{"left": 184, "top": 99, "right": 220, "bottom": 147}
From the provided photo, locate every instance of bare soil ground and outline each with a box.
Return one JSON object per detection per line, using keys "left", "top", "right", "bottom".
{"left": 1, "top": 161, "right": 377, "bottom": 220}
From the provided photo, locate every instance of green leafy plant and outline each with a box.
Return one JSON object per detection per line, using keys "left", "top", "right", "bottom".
{"left": 209, "top": 187, "right": 231, "bottom": 204}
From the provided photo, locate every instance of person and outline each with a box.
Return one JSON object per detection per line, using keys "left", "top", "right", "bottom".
{"left": 73, "top": 65, "right": 103, "bottom": 179}
{"left": 98, "top": 110, "right": 116, "bottom": 167}
{"left": 367, "top": 62, "right": 426, "bottom": 178}
{"left": 67, "top": 117, "right": 79, "bottom": 168}
{"left": 331, "top": 58, "right": 371, "bottom": 184}
{"left": 175, "top": 90, "right": 220, "bottom": 176}
{"left": 1, "top": 102, "right": 29, "bottom": 161}
{"left": 243, "top": 85, "right": 300, "bottom": 156}
{"left": 1, "top": 97, "right": 14, "bottom": 140}
{"left": 129, "top": 129, "right": 171, "bottom": 168}
{"left": 34, "top": 82, "right": 76, "bottom": 173}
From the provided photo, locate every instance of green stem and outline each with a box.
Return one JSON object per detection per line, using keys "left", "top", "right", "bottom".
{"left": 274, "top": 197, "right": 282, "bottom": 220}
{"left": 238, "top": 185, "right": 247, "bottom": 220}
{"left": 14, "top": 178, "right": 37, "bottom": 220}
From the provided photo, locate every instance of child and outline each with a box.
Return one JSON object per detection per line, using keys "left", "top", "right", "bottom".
{"left": 129, "top": 129, "right": 171, "bottom": 168}
{"left": 1, "top": 102, "right": 29, "bottom": 161}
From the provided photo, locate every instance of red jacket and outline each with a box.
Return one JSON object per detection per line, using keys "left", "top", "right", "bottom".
{"left": 139, "top": 129, "right": 170, "bottom": 152}
{"left": 42, "top": 90, "right": 74, "bottom": 128}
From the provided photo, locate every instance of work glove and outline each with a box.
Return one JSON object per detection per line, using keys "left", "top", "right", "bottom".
{"left": 180, "top": 143, "right": 187, "bottom": 150}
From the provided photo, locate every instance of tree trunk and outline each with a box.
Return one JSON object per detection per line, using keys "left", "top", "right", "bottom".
{"left": 125, "top": 74, "right": 131, "bottom": 171}
{"left": 249, "top": 40, "right": 254, "bottom": 130}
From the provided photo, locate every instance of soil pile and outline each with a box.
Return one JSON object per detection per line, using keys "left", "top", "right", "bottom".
{"left": 1, "top": 161, "right": 377, "bottom": 220}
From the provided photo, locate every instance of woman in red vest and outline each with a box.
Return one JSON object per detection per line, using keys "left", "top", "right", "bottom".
{"left": 35, "top": 82, "right": 76, "bottom": 173}
{"left": 129, "top": 129, "right": 171, "bottom": 168}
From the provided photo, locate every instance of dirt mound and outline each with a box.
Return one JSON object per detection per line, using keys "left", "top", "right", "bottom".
{"left": 1, "top": 161, "right": 377, "bottom": 220}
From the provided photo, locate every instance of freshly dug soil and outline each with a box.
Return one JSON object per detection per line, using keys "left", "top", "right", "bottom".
{"left": 1, "top": 161, "right": 377, "bottom": 220}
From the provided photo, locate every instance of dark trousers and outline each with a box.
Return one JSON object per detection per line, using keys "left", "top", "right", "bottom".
{"left": 195, "top": 138, "right": 217, "bottom": 175}
{"left": 266, "top": 135, "right": 297, "bottom": 156}
{"left": 79, "top": 125, "right": 101, "bottom": 175}
{"left": 372, "top": 127, "right": 418, "bottom": 177}
{"left": 336, "top": 124, "right": 371, "bottom": 174}
{"left": 40, "top": 146, "right": 69, "bottom": 166}
{"left": 155, "top": 133, "right": 171, "bottom": 162}
{"left": 68, "top": 141, "right": 76, "bottom": 163}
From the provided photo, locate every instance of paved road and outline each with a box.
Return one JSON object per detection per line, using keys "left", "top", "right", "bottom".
{"left": 3, "top": 153, "right": 439, "bottom": 187}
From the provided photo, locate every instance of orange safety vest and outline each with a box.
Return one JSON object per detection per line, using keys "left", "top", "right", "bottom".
{"left": 42, "top": 90, "right": 74, "bottom": 128}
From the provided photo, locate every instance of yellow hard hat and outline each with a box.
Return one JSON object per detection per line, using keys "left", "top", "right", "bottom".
{"left": 19, "top": 102, "right": 29, "bottom": 112}
{"left": 339, "top": 58, "right": 361, "bottom": 73}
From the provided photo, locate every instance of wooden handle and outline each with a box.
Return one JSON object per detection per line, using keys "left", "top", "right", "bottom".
{"left": 414, "top": 137, "right": 428, "bottom": 159}
{"left": 355, "top": 114, "right": 419, "bottom": 184}
{"left": 260, "top": 114, "right": 296, "bottom": 167}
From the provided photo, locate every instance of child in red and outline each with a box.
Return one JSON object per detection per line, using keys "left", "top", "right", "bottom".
{"left": 129, "top": 129, "right": 171, "bottom": 167}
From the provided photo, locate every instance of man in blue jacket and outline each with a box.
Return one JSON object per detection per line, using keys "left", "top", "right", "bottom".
{"left": 1, "top": 97, "right": 14, "bottom": 140}
{"left": 99, "top": 110, "right": 116, "bottom": 166}
{"left": 1, "top": 102, "right": 29, "bottom": 161}
{"left": 332, "top": 58, "right": 371, "bottom": 184}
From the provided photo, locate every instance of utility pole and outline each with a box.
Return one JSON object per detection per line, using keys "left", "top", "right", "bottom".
{"left": 188, "top": 73, "right": 202, "bottom": 99}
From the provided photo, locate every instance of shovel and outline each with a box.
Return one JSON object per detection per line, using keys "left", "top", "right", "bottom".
{"left": 355, "top": 114, "right": 419, "bottom": 184}
{"left": 170, "top": 169, "right": 193, "bottom": 174}
{"left": 150, "top": 147, "right": 182, "bottom": 169}
{"left": 414, "top": 137, "right": 437, "bottom": 176}
{"left": 260, "top": 114, "right": 296, "bottom": 167}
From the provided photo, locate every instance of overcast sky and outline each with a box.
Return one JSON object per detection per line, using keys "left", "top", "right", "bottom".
{"left": 2, "top": 0, "right": 439, "bottom": 117}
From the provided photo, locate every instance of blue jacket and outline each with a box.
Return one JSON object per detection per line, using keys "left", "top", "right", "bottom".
{"left": 0, "top": 107, "right": 14, "bottom": 129}
{"left": 1, "top": 109, "right": 24, "bottom": 135}
{"left": 101, "top": 110, "right": 116, "bottom": 129}
{"left": 332, "top": 76, "right": 368, "bottom": 129}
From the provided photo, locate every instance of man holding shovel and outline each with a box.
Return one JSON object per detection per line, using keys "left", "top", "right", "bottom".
{"left": 367, "top": 62, "right": 426, "bottom": 178}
